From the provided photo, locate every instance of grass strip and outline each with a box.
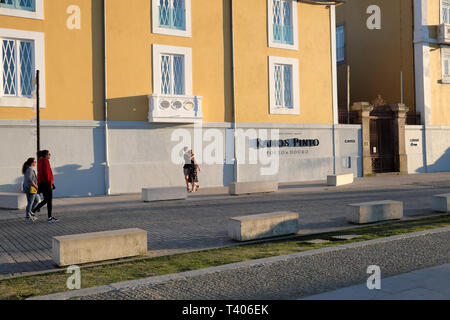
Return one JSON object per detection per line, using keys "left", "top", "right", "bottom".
{"left": 1, "top": 214, "right": 449, "bottom": 300}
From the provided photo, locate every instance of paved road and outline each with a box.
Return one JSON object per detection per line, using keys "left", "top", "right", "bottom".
{"left": 1, "top": 173, "right": 450, "bottom": 278}
{"left": 33, "top": 228, "right": 449, "bottom": 300}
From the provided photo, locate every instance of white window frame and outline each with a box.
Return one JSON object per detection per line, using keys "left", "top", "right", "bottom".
{"left": 336, "top": 24, "right": 345, "bottom": 63}
{"left": 152, "top": 44, "right": 192, "bottom": 96}
{"left": 0, "top": 28, "right": 45, "bottom": 108}
{"left": 441, "top": 46, "right": 450, "bottom": 83}
{"left": 152, "top": 0, "right": 191, "bottom": 38}
{"left": 268, "top": 56, "right": 300, "bottom": 115}
{"left": 441, "top": 0, "right": 450, "bottom": 24}
{"left": 0, "top": 0, "right": 44, "bottom": 20}
{"left": 267, "top": 0, "right": 298, "bottom": 51}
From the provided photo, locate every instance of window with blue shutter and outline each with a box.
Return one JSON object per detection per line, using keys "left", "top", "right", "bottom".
{"left": 160, "top": 53, "right": 185, "bottom": 95}
{"left": 442, "top": 1, "right": 450, "bottom": 23}
{"left": 159, "top": 0, "right": 186, "bottom": 31}
{"left": 336, "top": 25, "right": 345, "bottom": 63}
{"left": 273, "top": 0, "right": 293, "bottom": 45}
{"left": 0, "top": 0, "right": 35, "bottom": 12}
{"left": 1, "top": 38, "right": 34, "bottom": 98}
{"left": 274, "top": 63, "right": 293, "bottom": 108}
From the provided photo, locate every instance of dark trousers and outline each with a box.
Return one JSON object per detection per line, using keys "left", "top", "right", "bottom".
{"left": 33, "top": 182, "right": 53, "bottom": 218}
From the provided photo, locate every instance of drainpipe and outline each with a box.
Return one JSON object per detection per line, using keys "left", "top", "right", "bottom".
{"left": 103, "top": 0, "right": 111, "bottom": 195}
{"left": 230, "top": 0, "right": 238, "bottom": 183}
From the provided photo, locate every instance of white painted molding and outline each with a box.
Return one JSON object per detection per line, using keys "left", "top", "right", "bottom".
{"left": 0, "top": 28, "right": 45, "bottom": 108}
{"left": 413, "top": 0, "right": 431, "bottom": 126}
{"left": 0, "top": 0, "right": 44, "bottom": 20}
{"left": 267, "top": 0, "right": 299, "bottom": 51}
{"left": 268, "top": 56, "right": 300, "bottom": 115}
{"left": 330, "top": 5, "right": 338, "bottom": 125}
{"left": 151, "top": 0, "right": 191, "bottom": 38}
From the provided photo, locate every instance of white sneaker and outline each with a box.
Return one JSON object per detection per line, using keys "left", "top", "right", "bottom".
{"left": 47, "top": 217, "right": 59, "bottom": 223}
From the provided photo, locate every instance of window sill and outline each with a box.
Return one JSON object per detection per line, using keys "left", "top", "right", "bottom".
{"left": 0, "top": 7, "right": 43, "bottom": 20}
{"left": 0, "top": 96, "right": 43, "bottom": 108}
{"left": 152, "top": 26, "right": 191, "bottom": 38}
{"left": 268, "top": 42, "right": 298, "bottom": 51}
{"left": 270, "top": 106, "right": 300, "bottom": 115}
{"left": 148, "top": 94, "right": 202, "bottom": 123}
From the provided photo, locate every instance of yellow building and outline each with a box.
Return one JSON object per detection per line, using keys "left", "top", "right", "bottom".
{"left": 0, "top": 0, "right": 352, "bottom": 197}
{"left": 336, "top": 0, "right": 450, "bottom": 174}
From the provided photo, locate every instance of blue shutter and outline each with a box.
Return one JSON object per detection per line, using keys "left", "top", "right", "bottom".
{"left": 159, "top": 0, "right": 171, "bottom": 27}
{"left": 274, "top": 64, "right": 283, "bottom": 106}
{"left": 173, "top": 55, "right": 184, "bottom": 95}
{"left": 161, "top": 55, "right": 171, "bottom": 94}
{"left": 0, "top": 0, "right": 16, "bottom": 9}
{"left": 0, "top": 0, "right": 35, "bottom": 11}
{"left": 159, "top": 0, "right": 186, "bottom": 30}
{"left": 18, "top": 0, "right": 35, "bottom": 11}
{"left": 2, "top": 39, "right": 17, "bottom": 96}
{"left": 172, "top": 0, "right": 186, "bottom": 30}
{"left": 283, "top": 65, "right": 292, "bottom": 108}
{"left": 19, "top": 41, "right": 33, "bottom": 97}
{"left": 273, "top": 0, "right": 282, "bottom": 43}
{"left": 282, "top": 1, "right": 293, "bottom": 44}
{"left": 273, "top": 0, "right": 293, "bottom": 45}
{"left": 336, "top": 26, "right": 345, "bottom": 62}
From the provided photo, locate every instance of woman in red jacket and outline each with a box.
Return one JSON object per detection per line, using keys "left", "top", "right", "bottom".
{"left": 32, "top": 150, "right": 58, "bottom": 222}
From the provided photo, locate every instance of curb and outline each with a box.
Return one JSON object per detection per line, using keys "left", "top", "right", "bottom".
{"left": 28, "top": 226, "right": 450, "bottom": 300}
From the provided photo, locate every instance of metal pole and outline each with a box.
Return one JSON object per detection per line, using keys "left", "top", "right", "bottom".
{"left": 36, "top": 70, "right": 40, "bottom": 156}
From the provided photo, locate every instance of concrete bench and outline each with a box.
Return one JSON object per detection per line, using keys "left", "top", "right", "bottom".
{"left": 432, "top": 194, "right": 450, "bottom": 213}
{"left": 347, "top": 200, "right": 403, "bottom": 224}
{"left": 327, "top": 173, "right": 354, "bottom": 186}
{"left": 229, "top": 211, "right": 299, "bottom": 241}
{"left": 0, "top": 192, "right": 27, "bottom": 210}
{"left": 229, "top": 181, "right": 278, "bottom": 195}
{"left": 52, "top": 228, "right": 147, "bottom": 267}
{"left": 142, "top": 187, "right": 187, "bottom": 202}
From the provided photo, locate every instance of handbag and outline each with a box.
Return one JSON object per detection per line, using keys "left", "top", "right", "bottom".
{"left": 30, "top": 185, "right": 38, "bottom": 194}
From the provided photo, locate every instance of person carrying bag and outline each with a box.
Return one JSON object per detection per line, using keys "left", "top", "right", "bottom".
{"left": 31, "top": 150, "right": 59, "bottom": 223}
{"left": 22, "top": 158, "right": 39, "bottom": 222}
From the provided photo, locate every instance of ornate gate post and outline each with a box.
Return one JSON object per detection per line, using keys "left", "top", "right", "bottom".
{"left": 390, "top": 103, "right": 409, "bottom": 174}
{"left": 351, "top": 102, "right": 374, "bottom": 176}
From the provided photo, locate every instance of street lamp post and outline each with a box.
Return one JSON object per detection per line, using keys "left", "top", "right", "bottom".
{"left": 36, "top": 70, "right": 41, "bottom": 157}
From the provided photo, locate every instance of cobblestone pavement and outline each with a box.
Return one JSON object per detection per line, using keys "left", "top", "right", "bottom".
{"left": 72, "top": 228, "right": 450, "bottom": 300}
{"left": 1, "top": 173, "right": 450, "bottom": 278}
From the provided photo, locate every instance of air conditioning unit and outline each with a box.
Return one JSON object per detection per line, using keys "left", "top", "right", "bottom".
{"left": 438, "top": 24, "right": 450, "bottom": 44}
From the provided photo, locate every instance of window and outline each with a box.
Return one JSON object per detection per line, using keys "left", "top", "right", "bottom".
{"left": 160, "top": 54, "right": 184, "bottom": 95}
{"left": 152, "top": 0, "right": 191, "bottom": 37}
{"left": 1, "top": 39, "right": 34, "bottom": 97}
{"left": 149, "top": 44, "right": 202, "bottom": 123}
{"left": 336, "top": 25, "right": 345, "bottom": 63}
{"left": 0, "top": 28, "right": 45, "bottom": 107}
{"left": 0, "top": 0, "right": 35, "bottom": 11}
{"left": 268, "top": 56, "right": 299, "bottom": 115}
{"left": 441, "top": 47, "right": 450, "bottom": 83}
{"left": 442, "top": 0, "right": 450, "bottom": 24}
{"left": 153, "top": 44, "right": 192, "bottom": 96}
{"left": 268, "top": 0, "right": 298, "bottom": 50}
{"left": 0, "top": 0, "right": 43, "bottom": 19}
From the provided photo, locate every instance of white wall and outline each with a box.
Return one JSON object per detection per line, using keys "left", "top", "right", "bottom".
{"left": 0, "top": 120, "right": 106, "bottom": 197}
{"left": 405, "top": 125, "right": 450, "bottom": 173}
{"left": 0, "top": 120, "right": 362, "bottom": 197}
